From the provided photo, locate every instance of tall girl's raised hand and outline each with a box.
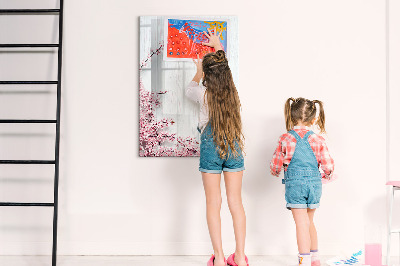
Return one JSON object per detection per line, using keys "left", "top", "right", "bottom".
{"left": 192, "top": 54, "right": 203, "bottom": 83}
{"left": 202, "top": 28, "right": 223, "bottom": 51}
{"left": 193, "top": 54, "right": 202, "bottom": 73}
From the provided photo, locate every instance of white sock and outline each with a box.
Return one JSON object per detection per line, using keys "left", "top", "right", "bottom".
{"left": 298, "top": 254, "right": 311, "bottom": 266}
{"left": 311, "top": 250, "right": 319, "bottom": 262}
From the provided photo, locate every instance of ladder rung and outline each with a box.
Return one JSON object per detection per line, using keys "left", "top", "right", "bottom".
{"left": 0, "top": 119, "right": 56, "bottom": 123}
{"left": 0, "top": 81, "right": 58, "bottom": 84}
{"left": 0, "top": 202, "right": 54, "bottom": 207}
{"left": 0, "top": 160, "right": 55, "bottom": 164}
{"left": 0, "top": 9, "right": 60, "bottom": 14}
{"left": 0, "top": 44, "right": 59, "bottom": 48}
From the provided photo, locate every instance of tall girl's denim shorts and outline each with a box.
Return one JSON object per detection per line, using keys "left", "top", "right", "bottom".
{"left": 199, "top": 125, "right": 245, "bottom": 174}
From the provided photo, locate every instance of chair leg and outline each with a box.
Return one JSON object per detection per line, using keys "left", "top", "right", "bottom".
{"left": 387, "top": 186, "right": 394, "bottom": 266}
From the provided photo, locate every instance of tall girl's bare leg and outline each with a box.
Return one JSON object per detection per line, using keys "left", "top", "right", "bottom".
{"left": 202, "top": 172, "right": 225, "bottom": 266}
{"left": 224, "top": 171, "right": 247, "bottom": 266}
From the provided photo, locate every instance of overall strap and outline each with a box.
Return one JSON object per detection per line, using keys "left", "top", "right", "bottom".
{"left": 303, "top": 130, "right": 314, "bottom": 140}
{"left": 284, "top": 129, "right": 320, "bottom": 181}
{"left": 288, "top": 130, "right": 301, "bottom": 141}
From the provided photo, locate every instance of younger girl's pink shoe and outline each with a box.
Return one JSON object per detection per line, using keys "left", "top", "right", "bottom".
{"left": 311, "top": 261, "right": 321, "bottom": 266}
{"left": 207, "top": 254, "right": 227, "bottom": 266}
{"left": 227, "top": 253, "right": 249, "bottom": 266}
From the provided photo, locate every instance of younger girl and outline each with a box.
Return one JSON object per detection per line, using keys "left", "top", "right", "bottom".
{"left": 270, "top": 98, "right": 334, "bottom": 266}
{"left": 186, "top": 29, "right": 248, "bottom": 266}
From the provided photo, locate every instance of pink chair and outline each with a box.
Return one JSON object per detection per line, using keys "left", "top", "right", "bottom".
{"left": 386, "top": 181, "right": 400, "bottom": 265}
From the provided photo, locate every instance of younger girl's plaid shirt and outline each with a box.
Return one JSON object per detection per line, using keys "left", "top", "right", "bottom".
{"left": 270, "top": 126, "right": 334, "bottom": 179}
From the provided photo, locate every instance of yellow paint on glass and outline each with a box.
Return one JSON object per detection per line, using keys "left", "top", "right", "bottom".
{"left": 204, "top": 21, "right": 227, "bottom": 40}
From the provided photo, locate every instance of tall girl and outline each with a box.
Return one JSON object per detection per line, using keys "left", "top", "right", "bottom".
{"left": 270, "top": 98, "right": 335, "bottom": 266}
{"left": 186, "top": 29, "right": 248, "bottom": 266}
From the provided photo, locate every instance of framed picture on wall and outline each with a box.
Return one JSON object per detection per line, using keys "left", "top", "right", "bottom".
{"left": 139, "top": 16, "right": 238, "bottom": 157}
{"left": 163, "top": 17, "right": 229, "bottom": 61}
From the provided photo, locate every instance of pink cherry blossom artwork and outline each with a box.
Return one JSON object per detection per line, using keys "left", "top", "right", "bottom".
{"left": 139, "top": 78, "right": 200, "bottom": 157}
{"left": 139, "top": 16, "right": 238, "bottom": 157}
{"left": 139, "top": 26, "right": 200, "bottom": 157}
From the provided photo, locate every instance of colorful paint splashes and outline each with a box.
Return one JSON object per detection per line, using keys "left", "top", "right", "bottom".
{"left": 166, "top": 19, "right": 227, "bottom": 59}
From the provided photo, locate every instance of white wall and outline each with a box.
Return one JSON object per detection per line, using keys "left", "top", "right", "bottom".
{"left": 388, "top": 0, "right": 400, "bottom": 258}
{"left": 0, "top": 0, "right": 389, "bottom": 257}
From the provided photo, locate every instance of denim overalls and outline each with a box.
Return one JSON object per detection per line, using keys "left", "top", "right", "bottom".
{"left": 283, "top": 130, "right": 322, "bottom": 210}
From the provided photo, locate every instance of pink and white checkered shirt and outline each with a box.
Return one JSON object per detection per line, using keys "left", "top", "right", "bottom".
{"left": 270, "top": 126, "right": 334, "bottom": 179}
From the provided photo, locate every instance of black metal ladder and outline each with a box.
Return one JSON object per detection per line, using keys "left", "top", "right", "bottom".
{"left": 0, "top": 2, "right": 64, "bottom": 266}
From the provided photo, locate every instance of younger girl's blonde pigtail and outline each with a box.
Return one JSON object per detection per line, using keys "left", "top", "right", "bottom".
{"left": 313, "top": 100, "right": 326, "bottom": 133}
{"left": 284, "top": 98, "right": 295, "bottom": 131}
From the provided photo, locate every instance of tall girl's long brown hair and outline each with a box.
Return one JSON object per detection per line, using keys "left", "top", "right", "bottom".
{"left": 284, "top": 97, "right": 326, "bottom": 133}
{"left": 202, "top": 50, "right": 244, "bottom": 158}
